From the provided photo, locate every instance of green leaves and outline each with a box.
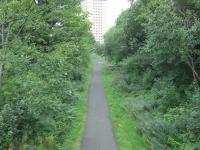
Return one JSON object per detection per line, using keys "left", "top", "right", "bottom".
{"left": 104, "top": 0, "right": 200, "bottom": 149}
{"left": 0, "top": 0, "right": 93, "bottom": 149}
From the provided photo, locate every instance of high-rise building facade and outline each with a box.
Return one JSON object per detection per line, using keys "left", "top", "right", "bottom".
{"left": 81, "top": 0, "right": 107, "bottom": 43}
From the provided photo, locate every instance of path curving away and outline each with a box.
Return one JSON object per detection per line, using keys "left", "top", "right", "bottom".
{"left": 81, "top": 62, "right": 118, "bottom": 150}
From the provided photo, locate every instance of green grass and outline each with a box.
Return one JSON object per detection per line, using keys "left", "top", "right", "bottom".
{"left": 103, "top": 65, "right": 148, "bottom": 150}
{"left": 60, "top": 60, "right": 93, "bottom": 150}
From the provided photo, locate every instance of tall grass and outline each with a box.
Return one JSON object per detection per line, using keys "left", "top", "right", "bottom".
{"left": 103, "top": 65, "right": 148, "bottom": 150}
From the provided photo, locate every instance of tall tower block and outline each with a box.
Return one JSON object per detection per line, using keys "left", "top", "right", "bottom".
{"left": 81, "top": 0, "right": 108, "bottom": 43}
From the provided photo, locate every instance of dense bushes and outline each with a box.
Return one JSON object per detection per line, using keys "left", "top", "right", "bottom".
{"left": 104, "top": 0, "right": 200, "bottom": 149}
{"left": 0, "top": 0, "right": 94, "bottom": 149}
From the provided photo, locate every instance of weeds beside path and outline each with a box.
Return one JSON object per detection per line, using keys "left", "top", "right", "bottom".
{"left": 103, "top": 65, "right": 148, "bottom": 150}
{"left": 60, "top": 57, "right": 93, "bottom": 150}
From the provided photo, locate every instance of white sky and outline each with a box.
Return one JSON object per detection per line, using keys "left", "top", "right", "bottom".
{"left": 107, "top": 0, "right": 130, "bottom": 30}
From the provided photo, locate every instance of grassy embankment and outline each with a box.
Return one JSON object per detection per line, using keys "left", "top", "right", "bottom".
{"left": 103, "top": 65, "right": 148, "bottom": 150}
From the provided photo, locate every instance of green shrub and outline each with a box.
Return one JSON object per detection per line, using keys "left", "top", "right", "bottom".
{"left": 0, "top": 0, "right": 94, "bottom": 149}
{"left": 103, "top": 0, "right": 200, "bottom": 148}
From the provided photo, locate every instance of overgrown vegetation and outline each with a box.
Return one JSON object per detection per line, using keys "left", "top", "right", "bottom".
{"left": 0, "top": 0, "right": 94, "bottom": 149}
{"left": 103, "top": 0, "right": 200, "bottom": 149}
{"left": 103, "top": 65, "right": 148, "bottom": 150}
{"left": 60, "top": 60, "right": 93, "bottom": 150}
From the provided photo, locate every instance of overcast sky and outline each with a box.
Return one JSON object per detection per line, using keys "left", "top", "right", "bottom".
{"left": 107, "top": 0, "right": 130, "bottom": 30}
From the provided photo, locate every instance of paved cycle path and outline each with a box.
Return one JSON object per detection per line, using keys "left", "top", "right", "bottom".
{"left": 81, "top": 62, "right": 118, "bottom": 150}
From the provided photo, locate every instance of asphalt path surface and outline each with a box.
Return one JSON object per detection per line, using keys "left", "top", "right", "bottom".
{"left": 81, "top": 62, "right": 118, "bottom": 150}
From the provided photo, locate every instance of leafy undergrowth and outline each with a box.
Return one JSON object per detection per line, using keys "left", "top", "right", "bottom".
{"left": 103, "top": 65, "right": 148, "bottom": 150}
{"left": 60, "top": 60, "right": 93, "bottom": 150}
